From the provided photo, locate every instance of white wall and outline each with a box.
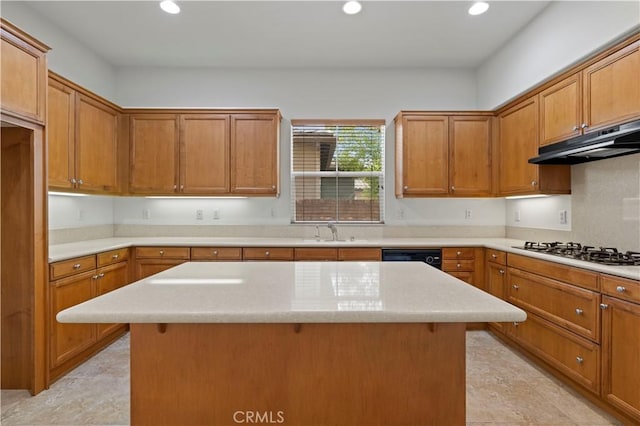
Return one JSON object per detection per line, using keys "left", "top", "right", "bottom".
{"left": 48, "top": 194, "right": 114, "bottom": 230}
{"left": 506, "top": 195, "right": 571, "bottom": 231}
{"left": 1, "top": 1, "right": 117, "bottom": 100}
{"left": 476, "top": 1, "right": 640, "bottom": 110}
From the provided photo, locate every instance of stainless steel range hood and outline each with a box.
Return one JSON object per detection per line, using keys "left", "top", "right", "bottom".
{"left": 529, "top": 119, "right": 640, "bottom": 165}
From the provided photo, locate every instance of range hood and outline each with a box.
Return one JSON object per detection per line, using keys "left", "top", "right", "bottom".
{"left": 529, "top": 119, "right": 640, "bottom": 165}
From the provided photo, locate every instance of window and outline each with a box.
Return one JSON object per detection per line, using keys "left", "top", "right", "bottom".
{"left": 291, "top": 120, "right": 385, "bottom": 223}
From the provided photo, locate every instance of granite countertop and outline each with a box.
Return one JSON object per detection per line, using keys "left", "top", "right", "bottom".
{"left": 49, "top": 237, "right": 640, "bottom": 280}
{"left": 57, "top": 261, "right": 527, "bottom": 324}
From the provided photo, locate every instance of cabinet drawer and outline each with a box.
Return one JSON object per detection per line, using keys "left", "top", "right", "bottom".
{"left": 510, "top": 312, "right": 600, "bottom": 394}
{"left": 97, "top": 248, "right": 129, "bottom": 267}
{"left": 443, "top": 259, "right": 475, "bottom": 272}
{"left": 486, "top": 249, "right": 506, "bottom": 265}
{"left": 243, "top": 247, "right": 294, "bottom": 261}
{"left": 442, "top": 247, "right": 474, "bottom": 260}
{"left": 508, "top": 268, "right": 600, "bottom": 342}
{"left": 447, "top": 271, "right": 474, "bottom": 285}
{"left": 337, "top": 248, "right": 381, "bottom": 261}
{"left": 294, "top": 248, "right": 338, "bottom": 261}
{"left": 135, "top": 247, "right": 190, "bottom": 259}
{"left": 191, "top": 247, "right": 242, "bottom": 261}
{"left": 50, "top": 255, "right": 96, "bottom": 280}
{"left": 508, "top": 254, "right": 598, "bottom": 291}
{"left": 601, "top": 274, "right": 640, "bottom": 304}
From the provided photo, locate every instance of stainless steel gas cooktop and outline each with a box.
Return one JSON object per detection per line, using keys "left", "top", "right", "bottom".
{"left": 514, "top": 241, "right": 640, "bottom": 266}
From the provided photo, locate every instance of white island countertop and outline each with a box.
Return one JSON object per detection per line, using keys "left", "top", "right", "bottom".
{"left": 57, "top": 261, "right": 526, "bottom": 324}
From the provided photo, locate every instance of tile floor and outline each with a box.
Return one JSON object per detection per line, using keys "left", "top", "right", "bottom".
{"left": 1, "top": 331, "right": 621, "bottom": 425}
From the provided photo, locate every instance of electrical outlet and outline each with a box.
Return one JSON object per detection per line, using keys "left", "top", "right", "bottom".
{"left": 398, "top": 208, "right": 405, "bottom": 219}
{"left": 514, "top": 210, "right": 521, "bottom": 222}
{"left": 559, "top": 210, "right": 568, "bottom": 225}
{"left": 196, "top": 209, "right": 203, "bottom": 220}
{"left": 465, "top": 208, "right": 472, "bottom": 219}
{"left": 143, "top": 209, "right": 151, "bottom": 220}
{"left": 77, "top": 208, "right": 84, "bottom": 221}
{"left": 213, "top": 209, "right": 220, "bottom": 220}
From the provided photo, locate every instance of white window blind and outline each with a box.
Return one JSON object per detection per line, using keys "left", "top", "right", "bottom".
{"left": 291, "top": 120, "right": 385, "bottom": 223}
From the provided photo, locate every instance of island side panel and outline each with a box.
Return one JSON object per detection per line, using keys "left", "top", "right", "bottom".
{"left": 130, "top": 322, "right": 466, "bottom": 426}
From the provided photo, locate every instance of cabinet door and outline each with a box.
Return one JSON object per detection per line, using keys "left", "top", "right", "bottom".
{"left": 401, "top": 115, "right": 449, "bottom": 195}
{"left": 0, "top": 22, "right": 47, "bottom": 124}
{"left": 135, "top": 259, "right": 185, "bottom": 280}
{"left": 230, "top": 114, "right": 279, "bottom": 195}
{"left": 50, "top": 270, "right": 97, "bottom": 368}
{"left": 337, "top": 248, "right": 381, "bottom": 261}
{"left": 584, "top": 41, "right": 640, "bottom": 132}
{"left": 498, "top": 96, "right": 539, "bottom": 195}
{"left": 76, "top": 93, "right": 119, "bottom": 193}
{"left": 601, "top": 296, "right": 640, "bottom": 422}
{"left": 294, "top": 248, "right": 338, "bottom": 261}
{"left": 129, "top": 114, "right": 179, "bottom": 194}
{"left": 47, "top": 79, "right": 75, "bottom": 188}
{"left": 449, "top": 116, "right": 492, "bottom": 196}
{"left": 539, "top": 73, "right": 582, "bottom": 146}
{"left": 486, "top": 262, "right": 506, "bottom": 331}
{"left": 96, "top": 262, "right": 129, "bottom": 339}
{"left": 180, "top": 114, "right": 229, "bottom": 194}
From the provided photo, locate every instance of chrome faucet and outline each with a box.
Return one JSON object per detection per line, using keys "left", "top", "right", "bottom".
{"left": 327, "top": 221, "right": 338, "bottom": 241}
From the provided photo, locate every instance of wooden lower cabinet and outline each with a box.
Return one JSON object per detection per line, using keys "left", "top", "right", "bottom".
{"left": 601, "top": 295, "right": 640, "bottom": 422}
{"left": 443, "top": 247, "right": 484, "bottom": 290}
{"left": 337, "top": 248, "right": 381, "bottom": 261}
{"left": 295, "top": 248, "right": 338, "bottom": 261}
{"left": 486, "top": 256, "right": 506, "bottom": 332}
{"left": 135, "top": 259, "right": 186, "bottom": 280}
{"left": 243, "top": 247, "right": 294, "bottom": 261}
{"left": 50, "top": 270, "right": 97, "bottom": 369}
{"left": 96, "top": 262, "right": 129, "bottom": 339}
{"left": 190, "top": 247, "right": 242, "bottom": 261}
{"left": 508, "top": 312, "right": 600, "bottom": 394}
{"left": 134, "top": 246, "right": 190, "bottom": 279}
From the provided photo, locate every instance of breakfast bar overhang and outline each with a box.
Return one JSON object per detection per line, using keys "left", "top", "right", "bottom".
{"left": 57, "top": 261, "right": 526, "bottom": 426}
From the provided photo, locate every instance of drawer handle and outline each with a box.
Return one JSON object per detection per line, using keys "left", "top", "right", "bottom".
{"left": 112, "top": 254, "right": 119, "bottom": 260}
{"left": 491, "top": 253, "right": 497, "bottom": 259}
{"left": 499, "top": 269, "right": 505, "bottom": 274}
{"left": 456, "top": 263, "right": 461, "bottom": 268}
{"left": 456, "top": 251, "right": 462, "bottom": 256}
{"left": 73, "top": 263, "right": 81, "bottom": 269}
{"left": 576, "top": 356, "right": 584, "bottom": 364}
{"left": 265, "top": 251, "right": 270, "bottom": 256}
{"left": 213, "top": 250, "right": 218, "bottom": 256}
{"left": 600, "top": 303, "right": 609, "bottom": 310}
{"left": 616, "top": 286, "right": 626, "bottom": 293}
{"left": 512, "top": 284, "right": 519, "bottom": 290}
{"left": 159, "top": 250, "right": 165, "bottom": 256}
{"left": 575, "top": 308, "right": 583, "bottom": 315}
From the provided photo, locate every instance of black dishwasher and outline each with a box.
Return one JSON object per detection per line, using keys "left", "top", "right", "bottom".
{"left": 381, "top": 248, "right": 442, "bottom": 269}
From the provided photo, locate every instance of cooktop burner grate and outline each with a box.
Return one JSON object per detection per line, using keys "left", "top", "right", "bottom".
{"left": 516, "top": 242, "right": 640, "bottom": 266}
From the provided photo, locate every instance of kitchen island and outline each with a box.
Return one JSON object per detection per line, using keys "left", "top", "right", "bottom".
{"left": 58, "top": 261, "right": 526, "bottom": 426}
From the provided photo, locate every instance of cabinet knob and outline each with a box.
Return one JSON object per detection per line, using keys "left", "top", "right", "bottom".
{"left": 77, "top": 179, "right": 83, "bottom": 185}
{"left": 581, "top": 123, "right": 588, "bottom": 129}
{"left": 404, "top": 186, "right": 408, "bottom": 190}
{"left": 531, "top": 180, "right": 537, "bottom": 187}
{"left": 616, "top": 286, "right": 626, "bottom": 293}
{"left": 575, "top": 308, "right": 583, "bottom": 315}
{"left": 576, "top": 356, "right": 584, "bottom": 364}
{"left": 451, "top": 186, "right": 455, "bottom": 191}
{"left": 456, "top": 251, "right": 462, "bottom": 256}
{"left": 572, "top": 125, "right": 579, "bottom": 131}
{"left": 112, "top": 254, "right": 119, "bottom": 260}
{"left": 491, "top": 253, "right": 497, "bottom": 259}
{"left": 499, "top": 269, "right": 505, "bottom": 274}
{"left": 513, "top": 322, "right": 519, "bottom": 327}
{"left": 180, "top": 185, "right": 184, "bottom": 191}
{"left": 213, "top": 250, "right": 218, "bottom": 256}
{"left": 159, "top": 250, "right": 165, "bottom": 256}
{"left": 92, "top": 274, "right": 99, "bottom": 280}
{"left": 600, "top": 303, "right": 609, "bottom": 310}
{"left": 70, "top": 178, "right": 77, "bottom": 185}
{"left": 456, "top": 263, "right": 461, "bottom": 268}
{"left": 265, "top": 251, "right": 270, "bottom": 256}
{"left": 98, "top": 273, "right": 105, "bottom": 278}
{"left": 512, "top": 284, "right": 519, "bottom": 290}
{"left": 73, "top": 263, "right": 81, "bottom": 269}
{"left": 173, "top": 184, "right": 177, "bottom": 190}
{"left": 271, "top": 185, "right": 276, "bottom": 190}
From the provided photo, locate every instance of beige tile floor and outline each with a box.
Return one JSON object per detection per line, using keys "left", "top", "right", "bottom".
{"left": 1, "top": 331, "right": 621, "bottom": 425}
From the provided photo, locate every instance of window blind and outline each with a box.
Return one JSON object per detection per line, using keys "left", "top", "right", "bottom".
{"left": 291, "top": 120, "right": 385, "bottom": 223}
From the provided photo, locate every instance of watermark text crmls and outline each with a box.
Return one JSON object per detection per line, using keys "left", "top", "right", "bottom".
{"left": 233, "top": 410, "right": 285, "bottom": 424}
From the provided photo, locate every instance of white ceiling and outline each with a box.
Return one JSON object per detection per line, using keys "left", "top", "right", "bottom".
{"left": 23, "top": 1, "right": 551, "bottom": 68}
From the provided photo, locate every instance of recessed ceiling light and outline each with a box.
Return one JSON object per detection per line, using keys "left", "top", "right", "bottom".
{"left": 160, "top": 0, "right": 180, "bottom": 15}
{"left": 468, "top": 1, "right": 489, "bottom": 16}
{"left": 343, "top": 1, "right": 362, "bottom": 15}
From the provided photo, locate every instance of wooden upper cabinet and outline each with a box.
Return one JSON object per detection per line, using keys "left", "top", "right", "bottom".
{"left": 180, "top": 114, "right": 229, "bottom": 194}
{"left": 583, "top": 40, "right": 640, "bottom": 132}
{"left": 539, "top": 73, "right": 582, "bottom": 146}
{"left": 449, "top": 116, "right": 492, "bottom": 196}
{"left": 76, "top": 94, "right": 119, "bottom": 192}
{"left": 230, "top": 114, "right": 280, "bottom": 195}
{"left": 48, "top": 79, "right": 75, "bottom": 188}
{"left": 47, "top": 74, "right": 120, "bottom": 194}
{"left": 395, "top": 114, "right": 449, "bottom": 196}
{"left": 129, "top": 114, "right": 179, "bottom": 194}
{"left": 498, "top": 97, "right": 570, "bottom": 196}
{"left": 0, "top": 19, "right": 49, "bottom": 124}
